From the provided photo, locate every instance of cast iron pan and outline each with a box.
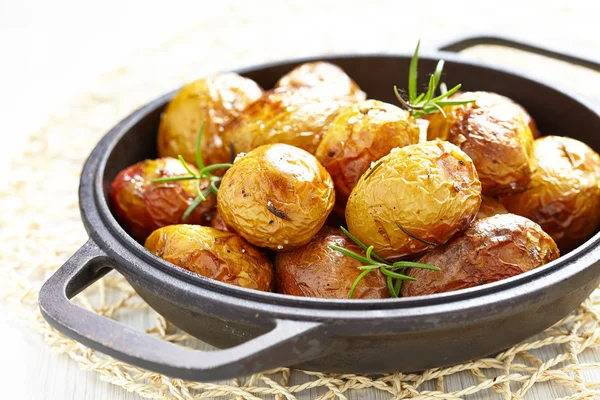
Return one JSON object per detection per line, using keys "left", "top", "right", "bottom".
{"left": 39, "top": 35, "right": 600, "bottom": 381}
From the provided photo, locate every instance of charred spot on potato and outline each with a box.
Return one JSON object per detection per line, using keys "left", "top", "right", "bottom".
{"left": 266, "top": 201, "right": 292, "bottom": 220}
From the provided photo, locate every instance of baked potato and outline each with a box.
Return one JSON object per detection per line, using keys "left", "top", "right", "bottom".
{"left": 145, "top": 225, "right": 273, "bottom": 291}
{"left": 110, "top": 157, "right": 215, "bottom": 241}
{"left": 315, "top": 99, "right": 420, "bottom": 209}
{"left": 275, "top": 227, "right": 388, "bottom": 299}
{"left": 401, "top": 214, "right": 559, "bottom": 296}
{"left": 512, "top": 101, "right": 540, "bottom": 138}
{"left": 427, "top": 91, "right": 534, "bottom": 196}
{"left": 346, "top": 140, "right": 482, "bottom": 260}
{"left": 157, "top": 73, "right": 263, "bottom": 167}
{"left": 275, "top": 61, "right": 366, "bottom": 100}
{"left": 221, "top": 88, "right": 352, "bottom": 157}
{"left": 217, "top": 143, "right": 335, "bottom": 251}
{"left": 500, "top": 136, "right": 600, "bottom": 252}
{"left": 476, "top": 196, "right": 508, "bottom": 219}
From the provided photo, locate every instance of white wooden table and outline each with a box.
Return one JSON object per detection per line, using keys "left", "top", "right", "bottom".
{"left": 2, "top": 1, "right": 600, "bottom": 398}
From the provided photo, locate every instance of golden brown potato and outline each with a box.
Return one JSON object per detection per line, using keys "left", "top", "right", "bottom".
{"left": 476, "top": 196, "right": 508, "bottom": 219}
{"left": 346, "top": 140, "right": 482, "bottom": 260}
{"left": 401, "top": 214, "right": 559, "bottom": 296}
{"left": 221, "top": 88, "right": 352, "bottom": 157}
{"left": 427, "top": 91, "right": 534, "bottom": 196}
{"left": 158, "top": 73, "right": 263, "bottom": 167}
{"left": 315, "top": 100, "right": 420, "bottom": 209}
{"left": 275, "top": 61, "right": 366, "bottom": 100}
{"left": 500, "top": 136, "right": 600, "bottom": 252}
{"left": 110, "top": 158, "right": 215, "bottom": 241}
{"left": 145, "top": 225, "right": 273, "bottom": 291}
{"left": 512, "top": 101, "right": 540, "bottom": 138}
{"left": 218, "top": 143, "right": 335, "bottom": 251}
{"left": 275, "top": 227, "right": 388, "bottom": 299}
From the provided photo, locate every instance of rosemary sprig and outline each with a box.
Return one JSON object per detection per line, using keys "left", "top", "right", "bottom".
{"left": 329, "top": 227, "right": 440, "bottom": 299}
{"left": 394, "top": 40, "right": 474, "bottom": 118}
{"left": 151, "top": 123, "right": 232, "bottom": 219}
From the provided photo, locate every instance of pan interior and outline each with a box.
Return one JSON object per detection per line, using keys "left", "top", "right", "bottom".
{"left": 99, "top": 54, "right": 600, "bottom": 304}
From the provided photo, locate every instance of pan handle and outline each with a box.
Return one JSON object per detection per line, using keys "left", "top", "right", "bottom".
{"left": 39, "top": 239, "right": 324, "bottom": 381}
{"left": 434, "top": 34, "right": 600, "bottom": 72}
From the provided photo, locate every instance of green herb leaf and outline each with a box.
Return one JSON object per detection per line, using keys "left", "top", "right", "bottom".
{"left": 435, "top": 99, "right": 476, "bottom": 107}
{"left": 387, "top": 276, "right": 398, "bottom": 298}
{"left": 151, "top": 175, "right": 197, "bottom": 183}
{"left": 178, "top": 155, "right": 198, "bottom": 177}
{"left": 202, "top": 163, "right": 233, "bottom": 175}
{"left": 430, "top": 83, "right": 461, "bottom": 102}
{"left": 439, "top": 82, "right": 448, "bottom": 95}
{"left": 395, "top": 41, "right": 475, "bottom": 118}
{"left": 432, "top": 60, "right": 444, "bottom": 90}
{"left": 331, "top": 226, "right": 439, "bottom": 298}
{"left": 392, "top": 261, "right": 440, "bottom": 271}
{"left": 349, "top": 269, "right": 373, "bottom": 299}
{"left": 195, "top": 180, "right": 206, "bottom": 201}
{"left": 380, "top": 267, "right": 417, "bottom": 281}
{"left": 154, "top": 120, "right": 233, "bottom": 219}
{"left": 329, "top": 244, "right": 371, "bottom": 265}
{"left": 408, "top": 40, "right": 420, "bottom": 103}
{"left": 339, "top": 227, "right": 387, "bottom": 263}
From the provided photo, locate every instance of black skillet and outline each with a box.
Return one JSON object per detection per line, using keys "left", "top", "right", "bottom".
{"left": 38, "top": 35, "right": 600, "bottom": 381}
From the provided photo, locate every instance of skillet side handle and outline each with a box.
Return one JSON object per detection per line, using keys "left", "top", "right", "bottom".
{"left": 435, "top": 34, "right": 600, "bottom": 72}
{"left": 39, "top": 239, "right": 325, "bottom": 381}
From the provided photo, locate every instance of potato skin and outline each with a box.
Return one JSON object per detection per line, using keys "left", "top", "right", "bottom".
{"left": 401, "top": 214, "right": 559, "bottom": 296}
{"left": 427, "top": 91, "right": 534, "bottom": 196}
{"left": 476, "top": 196, "right": 508, "bottom": 219}
{"left": 500, "top": 136, "right": 600, "bottom": 252}
{"left": 157, "top": 73, "right": 263, "bottom": 167}
{"left": 145, "top": 225, "right": 273, "bottom": 291}
{"left": 315, "top": 100, "right": 420, "bottom": 209}
{"left": 110, "top": 158, "right": 215, "bottom": 241}
{"left": 222, "top": 88, "right": 352, "bottom": 157}
{"left": 275, "top": 62, "right": 366, "bottom": 100}
{"left": 346, "top": 140, "right": 482, "bottom": 260}
{"left": 218, "top": 143, "right": 335, "bottom": 251}
{"left": 512, "top": 101, "right": 540, "bottom": 138}
{"left": 275, "top": 227, "right": 387, "bottom": 299}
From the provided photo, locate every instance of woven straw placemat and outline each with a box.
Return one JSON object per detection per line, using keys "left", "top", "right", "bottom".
{"left": 2, "top": 4, "right": 600, "bottom": 399}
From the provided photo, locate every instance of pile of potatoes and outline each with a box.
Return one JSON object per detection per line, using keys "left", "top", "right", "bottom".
{"left": 110, "top": 62, "right": 600, "bottom": 299}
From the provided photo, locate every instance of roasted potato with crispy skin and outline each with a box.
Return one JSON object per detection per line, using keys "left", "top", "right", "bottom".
{"left": 145, "top": 225, "right": 273, "bottom": 291}
{"left": 401, "top": 214, "right": 559, "bottom": 296}
{"left": 275, "top": 62, "right": 366, "bottom": 100}
{"left": 500, "top": 136, "right": 600, "bottom": 252}
{"left": 315, "top": 100, "right": 420, "bottom": 209}
{"left": 275, "top": 227, "right": 387, "bottom": 299}
{"left": 222, "top": 88, "right": 352, "bottom": 157}
{"left": 346, "top": 140, "right": 482, "bottom": 260}
{"left": 110, "top": 158, "right": 215, "bottom": 241}
{"left": 512, "top": 101, "right": 540, "bottom": 138}
{"left": 476, "top": 196, "right": 508, "bottom": 219}
{"left": 427, "top": 91, "right": 534, "bottom": 196}
{"left": 218, "top": 143, "right": 335, "bottom": 251}
{"left": 158, "top": 73, "right": 263, "bottom": 167}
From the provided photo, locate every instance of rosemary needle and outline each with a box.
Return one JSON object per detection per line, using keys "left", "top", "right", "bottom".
{"left": 329, "top": 227, "right": 440, "bottom": 298}
{"left": 395, "top": 40, "right": 475, "bottom": 118}
{"left": 151, "top": 123, "right": 232, "bottom": 220}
